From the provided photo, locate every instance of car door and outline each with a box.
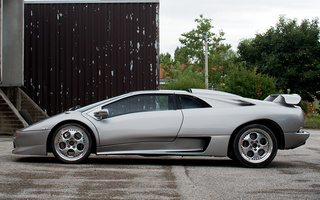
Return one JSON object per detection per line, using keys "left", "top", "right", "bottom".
{"left": 87, "top": 94, "right": 183, "bottom": 146}
{"left": 175, "top": 95, "right": 217, "bottom": 137}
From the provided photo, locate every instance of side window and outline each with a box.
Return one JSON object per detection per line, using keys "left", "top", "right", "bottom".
{"left": 102, "top": 94, "right": 174, "bottom": 117}
{"left": 179, "top": 95, "right": 211, "bottom": 109}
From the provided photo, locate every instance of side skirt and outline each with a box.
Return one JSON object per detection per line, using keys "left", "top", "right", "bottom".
{"left": 97, "top": 137, "right": 210, "bottom": 155}
{"left": 96, "top": 135, "right": 230, "bottom": 157}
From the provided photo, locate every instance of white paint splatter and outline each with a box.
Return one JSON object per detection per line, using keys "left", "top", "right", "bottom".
{"left": 57, "top": 13, "right": 63, "bottom": 20}
{"left": 137, "top": 42, "right": 140, "bottom": 51}
{"left": 130, "top": 60, "right": 134, "bottom": 71}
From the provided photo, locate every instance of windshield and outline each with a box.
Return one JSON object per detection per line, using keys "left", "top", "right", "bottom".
{"left": 76, "top": 93, "right": 130, "bottom": 112}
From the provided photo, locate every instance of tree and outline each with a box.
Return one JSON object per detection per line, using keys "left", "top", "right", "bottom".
{"left": 160, "top": 53, "right": 174, "bottom": 78}
{"left": 160, "top": 52, "right": 172, "bottom": 66}
{"left": 238, "top": 16, "right": 320, "bottom": 101}
{"left": 174, "top": 46, "right": 189, "bottom": 65}
{"left": 176, "top": 14, "right": 232, "bottom": 87}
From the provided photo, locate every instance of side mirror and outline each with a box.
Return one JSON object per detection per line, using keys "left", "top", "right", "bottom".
{"left": 94, "top": 110, "right": 109, "bottom": 119}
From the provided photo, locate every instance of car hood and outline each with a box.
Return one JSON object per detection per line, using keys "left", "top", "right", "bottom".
{"left": 18, "top": 111, "right": 84, "bottom": 132}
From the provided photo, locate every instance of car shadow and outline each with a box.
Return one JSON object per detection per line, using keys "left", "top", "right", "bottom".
{"left": 15, "top": 155, "right": 241, "bottom": 168}
{"left": 15, "top": 155, "right": 298, "bottom": 169}
{"left": 88, "top": 156, "right": 238, "bottom": 167}
{"left": 15, "top": 156, "right": 57, "bottom": 164}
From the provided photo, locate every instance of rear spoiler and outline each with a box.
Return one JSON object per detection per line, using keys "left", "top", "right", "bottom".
{"left": 264, "top": 94, "right": 301, "bottom": 105}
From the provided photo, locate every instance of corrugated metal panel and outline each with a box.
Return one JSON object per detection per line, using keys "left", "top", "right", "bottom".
{"left": 25, "top": 0, "right": 160, "bottom": 3}
{"left": 24, "top": 2, "right": 159, "bottom": 115}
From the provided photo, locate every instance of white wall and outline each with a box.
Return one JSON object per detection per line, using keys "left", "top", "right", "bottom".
{"left": 1, "top": 0, "right": 24, "bottom": 87}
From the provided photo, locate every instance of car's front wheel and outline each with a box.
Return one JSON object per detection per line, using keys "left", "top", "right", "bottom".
{"left": 51, "top": 124, "right": 92, "bottom": 164}
{"left": 232, "top": 124, "right": 277, "bottom": 167}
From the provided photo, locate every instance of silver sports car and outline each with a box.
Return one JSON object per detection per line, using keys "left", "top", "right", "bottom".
{"left": 13, "top": 89, "right": 309, "bottom": 167}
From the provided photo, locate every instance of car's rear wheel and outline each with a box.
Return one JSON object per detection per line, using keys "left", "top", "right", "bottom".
{"left": 233, "top": 124, "right": 277, "bottom": 167}
{"left": 51, "top": 124, "right": 92, "bottom": 164}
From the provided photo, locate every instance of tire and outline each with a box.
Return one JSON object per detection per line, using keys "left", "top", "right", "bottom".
{"left": 51, "top": 123, "right": 92, "bottom": 164}
{"left": 19, "top": 110, "right": 33, "bottom": 125}
{"left": 232, "top": 124, "right": 277, "bottom": 168}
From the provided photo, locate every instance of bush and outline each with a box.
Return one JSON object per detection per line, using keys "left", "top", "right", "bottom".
{"left": 220, "top": 66, "right": 278, "bottom": 99}
{"left": 299, "top": 100, "right": 309, "bottom": 114}
{"left": 161, "top": 65, "right": 205, "bottom": 91}
{"left": 305, "top": 114, "right": 320, "bottom": 128}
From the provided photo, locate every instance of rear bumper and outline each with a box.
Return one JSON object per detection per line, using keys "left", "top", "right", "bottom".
{"left": 283, "top": 130, "right": 310, "bottom": 149}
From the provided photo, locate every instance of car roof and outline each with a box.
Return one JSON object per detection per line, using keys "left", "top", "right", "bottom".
{"left": 129, "top": 90, "right": 191, "bottom": 95}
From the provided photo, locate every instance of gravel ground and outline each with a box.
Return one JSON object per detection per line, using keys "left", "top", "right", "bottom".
{"left": 0, "top": 129, "right": 319, "bottom": 200}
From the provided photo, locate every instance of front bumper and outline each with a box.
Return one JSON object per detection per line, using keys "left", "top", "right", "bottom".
{"left": 283, "top": 130, "right": 310, "bottom": 149}
{"left": 12, "top": 129, "right": 50, "bottom": 155}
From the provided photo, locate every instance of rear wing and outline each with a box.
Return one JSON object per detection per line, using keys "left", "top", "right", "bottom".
{"left": 264, "top": 94, "right": 301, "bottom": 105}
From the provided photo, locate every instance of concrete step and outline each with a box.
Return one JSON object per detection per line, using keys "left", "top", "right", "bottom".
{"left": 0, "top": 127, "right": 22, "bottom": 135}
{"left": 0, "top": 89, "right": 27, "bottom": 135}
{"left": 0, "top": 87, "right": 49, "bottom": 135}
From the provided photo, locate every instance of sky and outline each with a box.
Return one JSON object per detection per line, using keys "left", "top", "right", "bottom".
{"left": 159, "top": 0, "right": 320, "bottom": 55}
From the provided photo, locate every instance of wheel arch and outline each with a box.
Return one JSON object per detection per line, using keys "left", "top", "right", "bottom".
{"left": 227, "top": 119, "right": 284, "bottom": 157}
{"left": 46, "top": 120, "right": 97, "bottom": 154}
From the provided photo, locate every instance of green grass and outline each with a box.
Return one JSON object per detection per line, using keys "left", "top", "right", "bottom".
{"left": 304, "top": 114, "right": 320, "bottom": 128}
